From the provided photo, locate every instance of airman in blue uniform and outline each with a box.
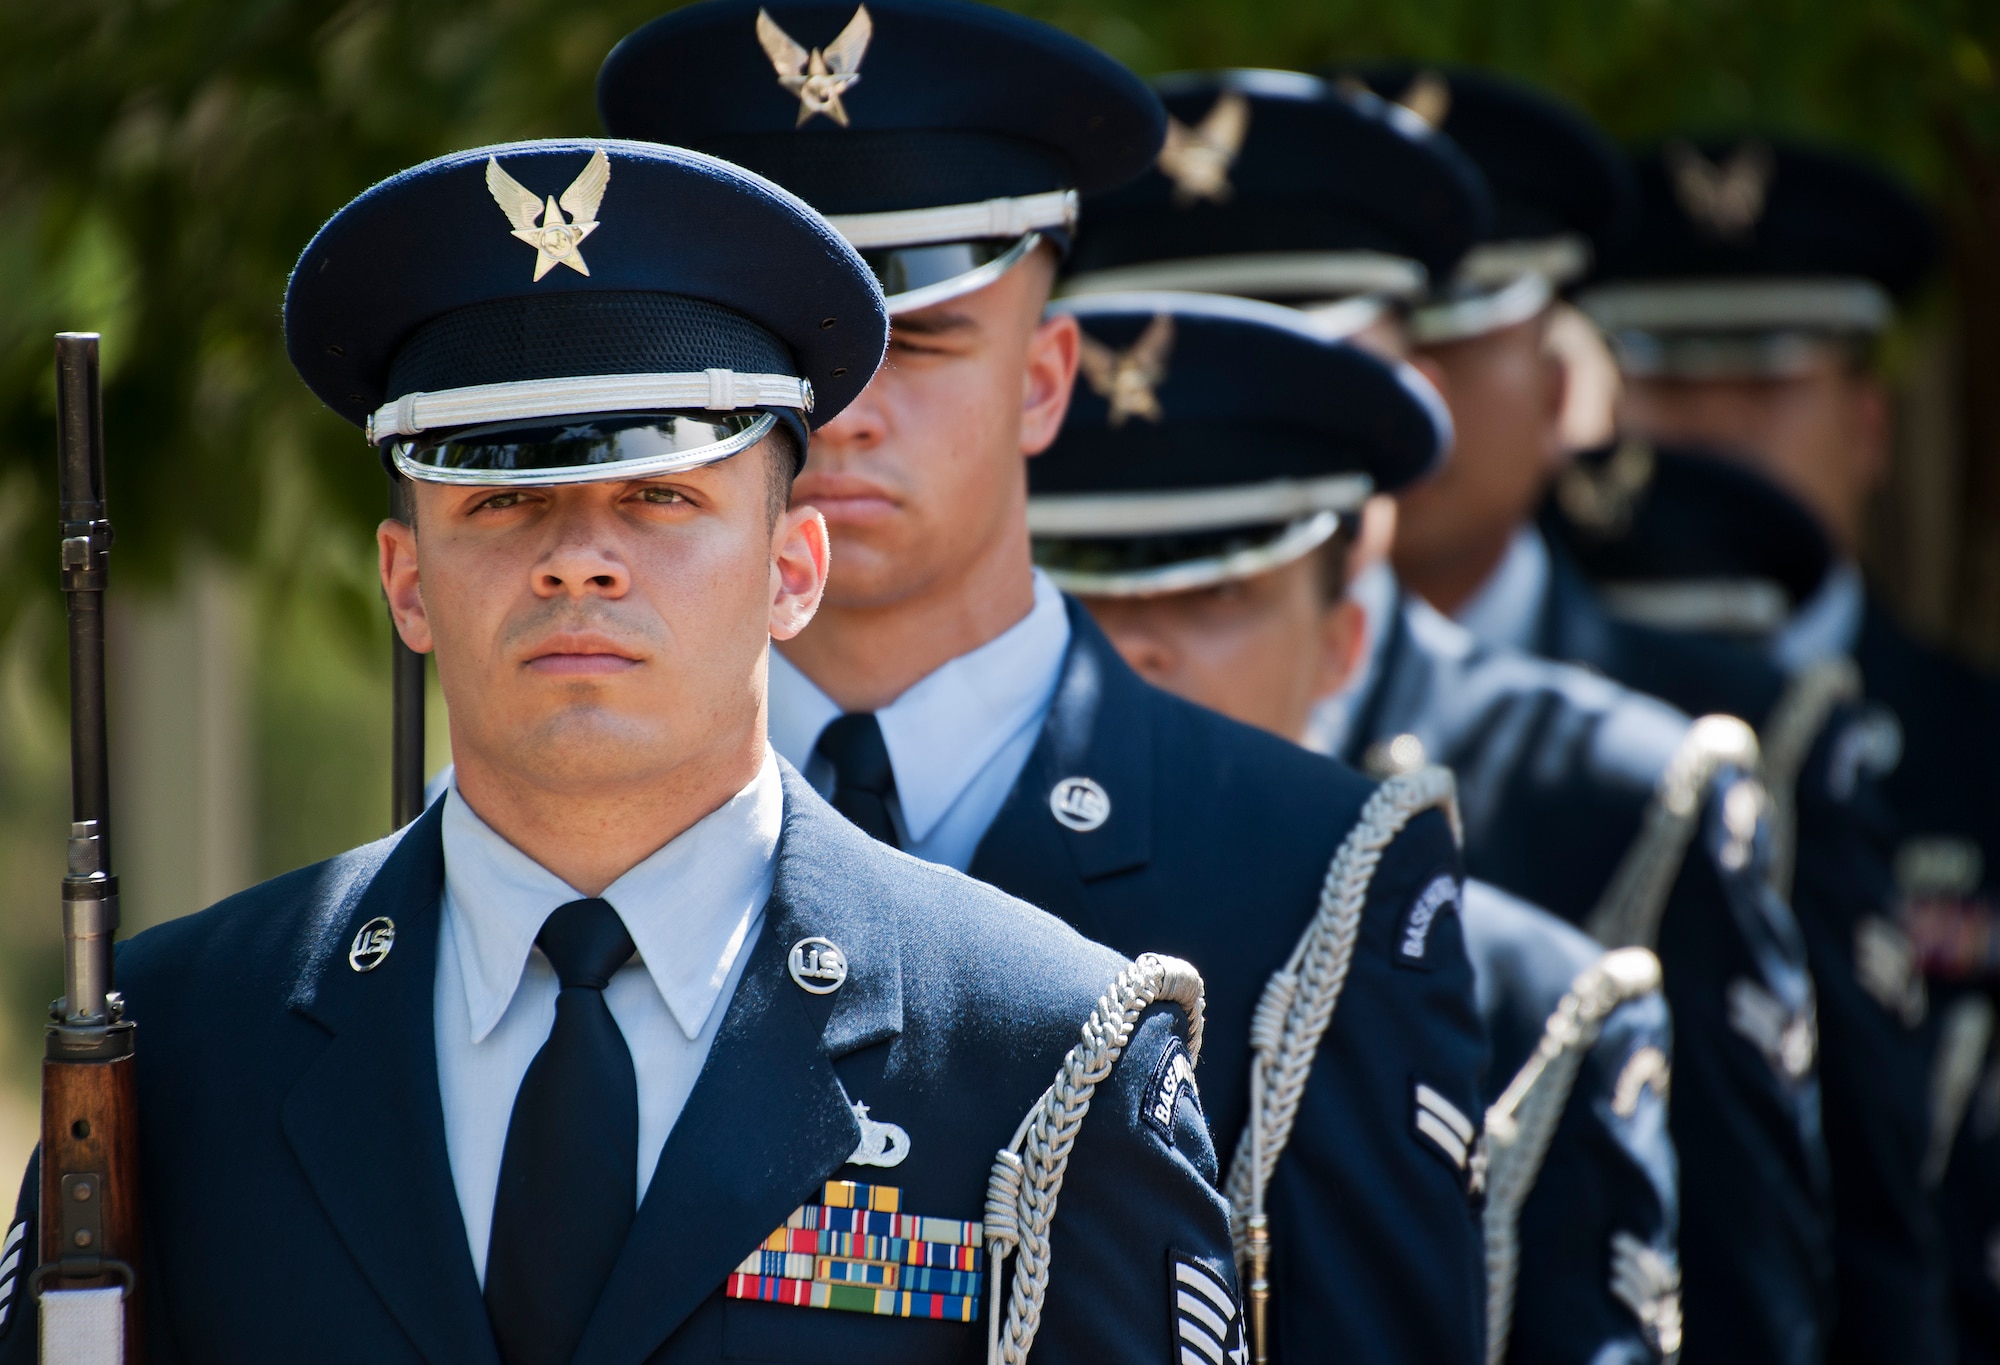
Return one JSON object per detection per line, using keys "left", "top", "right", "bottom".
{"left": 1313, "top": 73, "right": 1942, "bottom": 1365}
{"left": 1064, "top": 67, "right": 1831, "bottom": 1364}
{"left": 1027, "top": 289, "right": 1682, "bottom": 1365}
{"left": 1562, "top": 135, "right": 1970, "bottom": 1364}
{"left": 599, "top": 13, "right": 1489, "bottom": 1363}
{"left": 0, "top": 139, "right": 1242, "bottom": 1365}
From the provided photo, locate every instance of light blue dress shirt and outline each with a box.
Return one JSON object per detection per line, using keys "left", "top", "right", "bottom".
{"left": 434, "top": 749, "right": 782, "bottom": 1283}
{"left": 1452, "top": 526, "right": 1552, "bottom": 655}
{"left": 767, "top": 570, "right": 1072, "bottom": 871}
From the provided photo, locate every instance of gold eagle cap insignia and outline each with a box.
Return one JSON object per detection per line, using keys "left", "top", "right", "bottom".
{"left": 1157, "top": 91, "right": 1250, "bottom": 208}
{"left": 757, "top": 6, "right": 872, "bottom": 127}
{"left": 1665, "top": 139, "right": 1774, "bottom": 241}
{"left": 1078, "top": 314, "right": 1175, "bottom": 428}
{"left": 486, "top": 150, "right": 610, "bottom": 281}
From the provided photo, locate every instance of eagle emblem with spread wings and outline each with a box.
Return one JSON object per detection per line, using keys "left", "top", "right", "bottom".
{"left": 1078, "top": 315, "right": 1175, "bottom": 428}
{"left": 485, "top": 150, "right": 611, "bottom": 281}
{"left": 1157, "top": 91, "right": 1250, "bottom": 208}
{"left": 757, "top": 7, "right": 873, "bottom": 128}
{"left": 1665, "top": 140, "right": 1774, "bottom": 241}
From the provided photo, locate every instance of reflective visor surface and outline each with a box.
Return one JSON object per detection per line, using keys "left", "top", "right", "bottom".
{"left": 388, "top": 411, "right": 773, "bottom": 486}
{"left": 860, "top": 233, "right": 1043, "bottom": 315}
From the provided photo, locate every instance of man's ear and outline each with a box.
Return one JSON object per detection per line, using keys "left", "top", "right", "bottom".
{"left": 1020, "top": 310, "right": 1080, "bottom": 458}
{"left": 770, "top": 504, "right": 830, "bottom": 641}
{"left": 1312, "top": 596, "right": 1368, "bottom": 705}
{"left": 378, "top": 517, "right": 434, "bottom": 654}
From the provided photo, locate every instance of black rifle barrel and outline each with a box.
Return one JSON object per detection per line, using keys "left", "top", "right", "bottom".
{"left": 55, "top": 332, "right": 118, "bottom": 1030}
{"left": 388, "top": 477, "right": 426, "bottom": 828}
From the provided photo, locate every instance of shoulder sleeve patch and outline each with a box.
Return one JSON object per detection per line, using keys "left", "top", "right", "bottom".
{"left": 0, "top": 1217, "right": 27, "bottom": 1334}
{"left": 1396, "top": 874, "right": 1461, "bottom": 969}
{"left": 1143, "top": 1035, "right": 1201, "bottom": 1147}
{"left": 1170, "top": 1251, "right": 1245, "bottom": 1365}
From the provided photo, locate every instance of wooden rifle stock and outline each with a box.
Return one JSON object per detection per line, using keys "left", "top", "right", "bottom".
{"left": 39, "top": 333, "right": 140, "bottom": 1360}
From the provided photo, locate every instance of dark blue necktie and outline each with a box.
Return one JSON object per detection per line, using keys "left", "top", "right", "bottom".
{"left": 817, "top": 712, "right": 902, "bottom": 849}
{"left": 485, "top": 898, "right": 638, "bottom": 1365}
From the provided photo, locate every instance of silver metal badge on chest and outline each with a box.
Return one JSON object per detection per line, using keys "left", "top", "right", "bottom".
{"left": 788, "top": 936, "right": 848, "bottom": 994}
{"left": 348, "top": 916, "right": 396, "bottom": 972}
{"left": 1049, "top": 776, "right": 1111, "bottom": 832}
{"left": 846, "top": 1101, "right": 910, "bottom": 1168}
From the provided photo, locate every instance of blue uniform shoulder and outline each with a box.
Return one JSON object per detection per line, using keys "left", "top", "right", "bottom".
{"left": 115, "top": 825, "right": 408, "bottom": 1018}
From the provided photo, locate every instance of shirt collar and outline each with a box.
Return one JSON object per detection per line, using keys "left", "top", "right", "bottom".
{"left": 767, "top": 570, "right": 1071, "bottom": 845}
{"left": 1771, "top": 558, "right": 1865, "bottom": 670}
{"left": 441, "top": 747, "right": 782, "bottom": 1045}
{"left": 1453, "top": 527, "right": 1551, "bottom": 654}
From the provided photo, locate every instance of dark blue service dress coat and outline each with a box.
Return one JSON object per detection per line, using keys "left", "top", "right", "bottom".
{"left": 1852, "top": 601, "right": 2000, "bottom": 1365}
{"left": 1527, "top": 530, "right": 1949, "bottom": 1365}
{"left": 0, "top": 765, "right": 1238, "bottom": 1365}
{"left": 1461, "top": 881, "right": 1679, "bottom": 1365}
{"left": 967, "top": 601, "right": 1488, "bottom": 1365}
{"left": 1334, "top": 582, "right": 1830, "bottom": 1365}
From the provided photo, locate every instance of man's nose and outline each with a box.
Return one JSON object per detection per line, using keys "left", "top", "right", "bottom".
{"left": 533, "top": 508, "right": 631, "bottom": 598}
{"left": 810, "top": 373, "right": 888, "bottom": 452}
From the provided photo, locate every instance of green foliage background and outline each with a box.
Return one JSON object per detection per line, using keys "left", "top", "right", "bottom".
{"left": 0, "top": 0, "right": 1994, "bottom": 925}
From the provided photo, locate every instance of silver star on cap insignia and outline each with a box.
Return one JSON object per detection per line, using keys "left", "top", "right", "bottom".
{"left": 1078, "top": 314, "right": 1175, "bottom": 428}
{"left": 485, "top": 150, "right": 611, "bottom": 281}
{"left": 757, "top": 6, "right": 872, "bottom": 128}
{"left": 1157, "top": 91, "right": 1250, "bottom": 208}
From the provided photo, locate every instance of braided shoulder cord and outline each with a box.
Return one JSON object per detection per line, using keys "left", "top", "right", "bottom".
{"left": 1482, "top": 948, "right": 1665, "bottom": 1365}
{"left": 1584, "top": 716, "right": 1762, "bottom": 950}
{"left": 981, "top": 952, "right": 1206, "bottom": 1365}
{"left": 1758, "top": 657, "right": 1861, "bottom": 902}
{"left": 1223, "top": 765, "right": 1461, "bottom": 1258}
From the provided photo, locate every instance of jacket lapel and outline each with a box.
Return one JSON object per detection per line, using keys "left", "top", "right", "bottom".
{"left": 571, "top": 766, "right": 899, "bottom": 1365}
{"left": 280, "top": 804, "right": 499, "bottom": 1365}
{"left": 968, "top": 598, "right": 1153, "bottom": 915}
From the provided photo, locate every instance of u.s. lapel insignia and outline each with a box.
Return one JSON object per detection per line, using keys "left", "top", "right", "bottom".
{"left": 486, "top": 150, "right": 610, "bottom": 281}
{"left": 1609, "top": 1230, "right": 1683, "bottom": 1358}
{"left": 348, "top": 916, "right": 396, "bottom": 972}
{"left": 788, "top": 936, "right": 848, "bottom": 994}
{"left": 1157, "top": 91, "right": 1250, "bottom": 207}
{"left": 847, "top": 1101, "right": 911, "bottom": 1168}
{"left": 1077, "top": 315, "right": 1174, "bottom": 429}
{"left": 1048, "top": 776, "right": 1111, "bottom": 833}
{"left": 728, "top": 1180, "right": 985, "bottom": 1320}
{"left": 756, "top": 7, "right": 872, "bottom": 127}
{"left": 1664, "top": 139, "right": 1774, "bottom": 241}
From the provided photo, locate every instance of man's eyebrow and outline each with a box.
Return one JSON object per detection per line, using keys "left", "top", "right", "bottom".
{"left": 889, "top": 309, "right": 979, "bottom": 339}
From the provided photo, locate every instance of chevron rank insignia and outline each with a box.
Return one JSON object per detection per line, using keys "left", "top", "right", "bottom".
{"left": 0, "top": 1218, "right": 23, "bottom": 1333}
{"left": 1726, "top": 977, "right": 1815, "bottom": 1082}
{"left": 1172, "top": 1253, "right": 1246, "bottom": 1365}
{"left": 726, "top": 1180, "right": 984, "bottom": 1321}
{"left": 1412, "top": 1080, "right": 1478, "bottom": 1180}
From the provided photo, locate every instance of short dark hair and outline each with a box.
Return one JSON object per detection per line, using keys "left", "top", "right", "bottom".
{"left": 1310, "top": 522, "right": 1357, "bottom": 607}
{"left": 764, "top": 422, "right": 802, "bottom": 527}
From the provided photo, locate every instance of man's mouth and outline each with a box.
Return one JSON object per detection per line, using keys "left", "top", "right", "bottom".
{"left": 524, "top": 632, "right": 643, "bottom": 675}
{"left": 794, "top": 472, "right": 899, "bottom": 523}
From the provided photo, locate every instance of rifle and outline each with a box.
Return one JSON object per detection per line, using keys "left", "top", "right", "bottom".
{"left": 34, "top": 333, "right": 140, "bottom": 1361}
{"left": 388, "top": 477, "right": 426, "bottom": 829}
